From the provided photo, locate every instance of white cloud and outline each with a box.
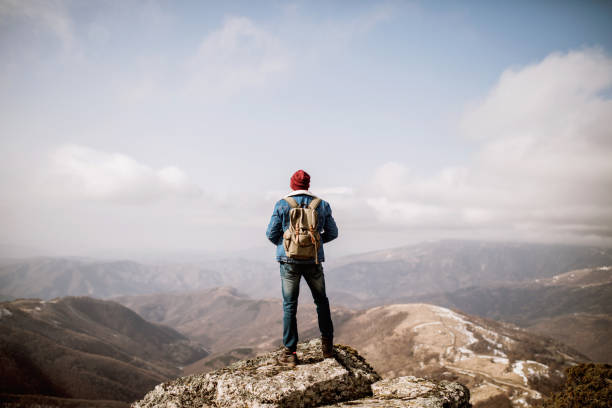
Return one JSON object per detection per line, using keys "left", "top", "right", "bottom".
{"left": 186, "top": 16, "right": 289, "bottom": 97}
{"left": 365, "top": 49, "right": 612, "bottom": 244}
{"left": 48, "top": 145, "right": 201, "bottom": 204}
{"left": 462, "top": 49, "right": 612, "bottom": 144}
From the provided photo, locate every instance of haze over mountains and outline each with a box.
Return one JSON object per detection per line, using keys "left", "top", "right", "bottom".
{"left": 0, "top": 257, "right": 278, "bottom": 300}
{"left": 2, "top": 240, "right": 611, "bottom": 302}
{"left": 325, "top": 241, "right": 612, "bottom": 306}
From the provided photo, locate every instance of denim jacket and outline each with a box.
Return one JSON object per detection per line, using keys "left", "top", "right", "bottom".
{"left": 266, "top": 190, "right": 338, "bottom": 263}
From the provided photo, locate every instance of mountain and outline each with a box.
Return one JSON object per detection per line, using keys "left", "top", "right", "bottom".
{"left": 0, "top": 297, "right": 207, "bottom": 404}
{"left": 114, "top": 287, "right": 354, "bottom": 355}
{"left": 0, "top": 257, "right": 277, "bottom": 300}
{"left": 402, "top": 266, "right": 612, "bottom": 363}
{"left": 132, "top": 338, "right": 471, "bottom": 408}
{"left": 3, "top": 241, "right": 611, "bottom": 304}
{"left": 325, "top": 240, "right": 612, "bottom": 305}
{"left": 116, "top": 287, "right": 585, "bottom": 407}
{"left": 527, "top": 313, "right": 611, "bottom": 365}
{"left": 333, "top": 303, "right": 587, "bottom": 407}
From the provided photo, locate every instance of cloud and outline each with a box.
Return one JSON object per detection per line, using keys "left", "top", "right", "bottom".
{"left": 111, "top": 8, "right": 394, "bottom": 106}
{"left": 182, "top": 8, "right": 390, "bottom": 99}
{"left": 365, "top": 48, "right": 612, "bottom": 244}
{"left": 48, "top": 145, "right": 201, "bottom": 204}
{"left": 186, "top": 16, "right": 289, "bottom": 97}
{"left": 0, "top": 0, "right": 75, "bottom": 51}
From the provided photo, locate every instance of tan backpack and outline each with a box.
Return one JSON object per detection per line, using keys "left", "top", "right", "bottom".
{"left": 282, "top": 196, "right": 322, "bottom": 263}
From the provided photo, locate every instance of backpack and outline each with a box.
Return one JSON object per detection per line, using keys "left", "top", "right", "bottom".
{"left": 282, "top": 196, "right": 322, "bottom": 263}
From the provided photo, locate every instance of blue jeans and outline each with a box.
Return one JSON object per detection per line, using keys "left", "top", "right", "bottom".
{"left": 280, "top": 262, "right": 334, "bottom": 351}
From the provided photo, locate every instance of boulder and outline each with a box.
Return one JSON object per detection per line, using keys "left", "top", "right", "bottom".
{"left": 132, "top": 339, "right": 470, "bottom": 408}
{"left": 324, "top": 377, "right": 470, "bottom": 407}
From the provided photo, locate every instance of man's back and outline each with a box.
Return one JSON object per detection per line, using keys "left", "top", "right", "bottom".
{"left": 266, "top": 190, "right": 338, "bottom": 263}
{"left": 266, "top": 170, "right": 338, "bottom": 366}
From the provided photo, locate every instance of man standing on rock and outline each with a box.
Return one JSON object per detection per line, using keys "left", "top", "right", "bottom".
{"left": 266, "top": 169, "right": 338, "bottom": 367}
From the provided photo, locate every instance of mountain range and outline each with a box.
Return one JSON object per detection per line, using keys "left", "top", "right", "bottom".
{"left": 334, "top": 303, "right": 586, "bottom": 407}
{"left": 114, "top": 286, "right": 355, "bottom": 359}
{"left": 115, "top": 287, "right": 587, "bottom": 407}
{"left": 0, "top": 257, "right": 278, "bottom": 300}
{"left": 2, "top": 240, "right": 611, "bottom": 407}
{"left": 0, "top": 296, "right": 207, "bottom": 404}
{"left": 393, "top": 265, "right": 612, "bottom": 363}
{"left": 325, "top": 240, "right": 612, "bottom": 305}
{"left": 3, "top": 241, "right": 611, "bottom": 303}
{"left": 0, "top": 286, "right": 594, "bottom": 407}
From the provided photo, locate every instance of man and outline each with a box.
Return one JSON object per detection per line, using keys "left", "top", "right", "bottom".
{"left": 266, "top": 169, "right": 338, "bottom": 367}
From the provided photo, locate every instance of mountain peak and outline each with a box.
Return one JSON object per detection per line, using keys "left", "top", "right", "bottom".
{"left": 132, "top": 339, "right": 470, "bottom": 408}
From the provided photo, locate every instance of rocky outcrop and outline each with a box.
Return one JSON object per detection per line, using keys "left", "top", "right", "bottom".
{"left": 324, "top": 377, "right": 470, "bottom": 407}
{"left": 133, "top": 339, "right": 470, "bottom": 408}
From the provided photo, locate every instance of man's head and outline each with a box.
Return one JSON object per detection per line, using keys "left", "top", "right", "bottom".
{"left": 290, "top": 169, "right": 310, "bottom": 191}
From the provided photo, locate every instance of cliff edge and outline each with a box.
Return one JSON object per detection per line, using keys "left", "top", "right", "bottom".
{"left": 132, "top": 339, "right": 470, "bottom": 408}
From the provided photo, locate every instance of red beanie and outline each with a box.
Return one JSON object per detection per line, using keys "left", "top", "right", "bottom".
{"left": 290, "top": 170, "right": 310, "bottom": 191}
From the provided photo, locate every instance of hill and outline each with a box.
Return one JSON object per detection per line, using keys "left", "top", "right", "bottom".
{"left": 402, "top": 266, "right": 612, "bottom": 362}
{"left": 115, "top": 288, "right": 586, "bottom": 406}
{"left": 333, "top": 303, "right": 587, "bottom": 407}
{"left": 0, "top": 297, "right": 207, "bottom": 404}
{"left": 115, "top": 287, "right": 355, "bottom": 355}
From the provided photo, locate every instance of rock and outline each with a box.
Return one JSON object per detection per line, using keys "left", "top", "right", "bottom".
{"left": 324, "top": 377, "right": 470, "bottom": 407}
{"left": 132, "top": 339, "right": 470, "bottom": 408}
{"left": 327, "top": 376, "right": 471, "bottom": 408}
{"left": 372, "top": 376, "right": 437, "bottom": 398}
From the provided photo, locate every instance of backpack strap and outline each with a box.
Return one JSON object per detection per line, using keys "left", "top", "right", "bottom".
{"left": 283, "top": 197, "right": 299, "bottom": 208}
{"left": 308, "top": 197, "right": 321, "bottom": 210}
{"left": 306, "top": 197, "right": 320, "bottom": 229}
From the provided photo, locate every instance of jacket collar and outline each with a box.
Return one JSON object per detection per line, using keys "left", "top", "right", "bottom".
{"left": 285, "top": 189, "right": 315, "bottom": 197}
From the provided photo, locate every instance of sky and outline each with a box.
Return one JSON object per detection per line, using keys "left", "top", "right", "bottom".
{"left": 1, "top": 0, "right": 611, "bottom": 259}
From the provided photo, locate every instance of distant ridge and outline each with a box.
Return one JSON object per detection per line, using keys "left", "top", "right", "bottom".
{"left": 0, "top": 257, "right": 277, "bottom": 300}
{"left": 326, "top": 240, "right": 612, "bottom": 303}
{"left": 2, "top": 241, "right": 611, "bottom": 303}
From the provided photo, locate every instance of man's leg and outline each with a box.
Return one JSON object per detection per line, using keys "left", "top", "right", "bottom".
{"left": 303, "top": 264, "right": 334, "bottom": 344}
{"left": 280, "top": 262, "right": 301, "bottom": 352}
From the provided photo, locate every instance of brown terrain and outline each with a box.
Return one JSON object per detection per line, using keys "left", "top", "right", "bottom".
{"left": 408, "top": 266, "right": 612, "bottom": 363}
{"left": 334, "top": 304, "right": 586, "bottom": 407}
{"left": 1, "top": 242, "right": 609, "bottom": 407}
{"left": 526, "top": 267, "right": 612, "bottom": 363}
{"left": 115, "top": 286, "right": 355, "bottom": 359}
{"left": 0, "top": 297, "right": 207, "bottom": 405}
{"left": 117, "top": 288, "right": 586, "bottom": 407}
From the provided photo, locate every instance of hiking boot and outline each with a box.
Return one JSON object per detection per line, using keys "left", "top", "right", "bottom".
{"left": 321, "top": 337, "right": 334, "bottom": 358}
{"left": 278, "top": 348, "right": 298, "bottom": 367}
